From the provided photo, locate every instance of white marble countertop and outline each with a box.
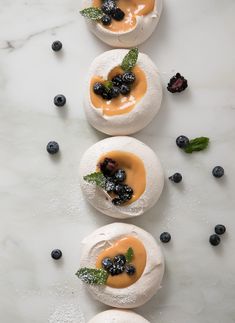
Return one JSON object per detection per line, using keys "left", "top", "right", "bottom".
{"left": 1, "top": 0, "right": 235, "bottom": 322}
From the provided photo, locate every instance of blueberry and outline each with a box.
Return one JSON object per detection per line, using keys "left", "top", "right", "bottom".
{"left": 102, "top": 257, "right": 113, "bottom": 270}
{"left": 100, "top": 158, "right": 117, "bottom": 176}
{"left": 209, "top": 234, "right": 221, "bottom": 246}
{"left": 47, "top": 141, "right": 59, "bottom": 154}
{"left": 54, "top": 94, "right": 66, "bottom": 107}
{"left": 52, "top": 40, "right": 62, "bottom": 52}
{"left": 112, "top": 8, "right": 125, "bottom": 21}
{"left": 101, "top": 90, "right": 113, "bottom": 100}
{"left": 109, "top": 265, "right": 119, "bottom": 276}
{"left": 112, "top": 74, "right": 123, "bottom": 87}
{"left": 114, "top": 169, "right": 126, "bottom": 182}
{"left": 113, "top": 254, "right": 126, "bottom": 266}
{"left": 120, "top": 84, "right": 131, "bottom": 95}
{"left": 105, "top": 180, "right": 116, "bottom": 193}
{"left": 125, "top": 264, "right": 136, "bottom": 276}
{"left": 169, "top": 173, "right": 182, "bottom": 183}
{"left": 176, "top": 135, "right": 190, "bottom": 149}
{"left": 112, "top": 197, "right": 123, "bottom": 206}
{"left": 51, "top": 249, "right": 62, "bottom": 260}
{"left": 110, "top": 86, "right": 120, "bottom": 98}
{"left": 119, "top": 193, "right": 132, "bottom": 202}
{"left": 160, "top": 232, "right": 171, "bottom": 243}
{"left": 93, "top": 82, "right": 105, "bottom": 95}
{"left": 101, "top": 0, "right": 116, "bottom": 15}
{"left": 215, "top": 224, "right": 226, "bottom": 235}
{"left": 212, "top": 166, "right": 224, "bottom": 178}
{"left": 122, "top": 72, "right": 136, "bottom": 84}
{"left": 101, "top": 14, "right": 112, "bottom": 26}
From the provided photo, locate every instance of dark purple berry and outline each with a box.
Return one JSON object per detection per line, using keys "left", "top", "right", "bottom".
{"left": 215, "top": 224, "right": 226, "bottom": 235}
{"left": 101, "top": 14, "right": 112, "bottom": 26}
{"left": 120, "top": 84, "right": 131, "bottom": 95}
{"left": 113, "top": 254, "right": 126, "bottom": 266}
{"left": 112, "top": 74, "right": 123, "bottom": 87}
{"left": 167, "top": 73, "right": 188, "bottom": 93}
{"left": 114, "top": 169, "right": 126, "bottom": 182}
{"left": 105, "top": 180, "right": 116, "bottom": 192}
{"left": 114, "top": 184, "right": 126, "bottom": 195}
{"left": 54, "top": 94, "right": 66, "bottom": 107}
{"left": 176, "top": 135, "right": 190, "bottom": 149}
{"left": 100, "top": 158, "right": 117, "bottom": 176}
{"left": 52, "top": 40, "right": 62, "bottom": 52}
{"left": 169, "top": 173, "right": 182, "bottom": 183}
{"left": 112, "top": 8, "right": 125, "bottom": 21}
{"left": 122, "top": 72, "right": 136, "bottom": 84}
{"left": 125, "top": 264, "right": 136, "bottom": 276}
{"left": 160, "top": 232, "right": 171, "bottom": 243}
{"left": 101, "top": 1, "right": 116, "bottom": 15}
{"left": 212, "top": 166, "right": 224, "bottom": 178}
{"left": 209, "top": 234, "right": 221, "bottom": 246}
{"left": 51, "top": 249, "right": 62, "bottom": 260}
{"left": 112, "top": 197, "right": 123, "bottom": 206}
{"left": 110, "top": 86, "right": 120, "bottom": 98}
{"left": 47, "top": 141, "right": 59, "bottom": 154}
{"left": 101, "top": 90, "right": 113, "bottom": 100}
{"left": 93, "top": 82, "right": 105, "bottom": 95}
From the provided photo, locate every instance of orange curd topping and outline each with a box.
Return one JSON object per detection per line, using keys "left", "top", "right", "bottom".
{"left": 97, "top": 150, "right": 146, "bottom": 204}
{"left": 93, "top": 0, "right": 155, "bottom": 32}
{"left": 96, "top": 236, "right": 147, "bottom": 288}
{"left": 90, "top": 65, "right": 147, "bottom": 116}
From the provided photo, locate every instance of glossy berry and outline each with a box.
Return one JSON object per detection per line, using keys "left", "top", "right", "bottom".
{"left": 125, "top": 264, "right": 136, "bottom": 276}
{"left": 167, "top": 73, "right": 188, "bottom": 93}
{"left": 109, "top": 264, "right": 125, "bottom": 276}
{"left": 101, "top": 14, "right": 112, "bottom": 26}
{"left": 176, "top": 135, "right": 190, "bottom": 149}
{"left": 114, "top": 169, "right": 126, "bottom": 182}
{"left": 101, "top": 1, "right": 116, "bottom": 15}
{"left": 112, "top": 197, "right": 123, "bottom": 206}
{"left": 110, "top": 86, "right": 120, "bottom": 98}
{"left": 209, "top": 234, "right": 221, "bottom": 246}
{"left": 120, "top": 84, "right": 131, "bottom": 95}
{"left": 54, "top": 94, "right": 66, "bottom": 107}
{"left": 93, "top": 82, "right": 105, "bottom": 95}
{"left": 113, "top": 254, "right": 126, "bottom": 266}
{"left": 212, "top": 166, "right": 224, "bottom": 178}
{"left": 100, "top": 158, "right": 117, "bottom": 176}
{"left": 51, "top": 249, "right": 62, "bottom": 260}
{"left": 102, "top": 257, "right": 113, "bottom": 270}
{"left": 101, "top": 90, "right": 113, "bottom": 100}
{"left": 112, "top": 74, "right": 123, "bottom": 87}
{"left": 215, "top": 224, "right": 226, "bottom": 235}
{"left": 122, "top": 72, "right": 136, "bottom": 84}
{"left": 105, "top": 180, "right": 116, "bottom": 192}
{"left": 169, "top": 173, "right": 182, "bottom": 183}
{"left": 160, "top": 232, "right": 171, "bottom": 243}
{"left": 47, "top": 141, "right": 59, "bottom": 154}
{"left": 120, "top": 193, "right": 132, "bottom": 202}
{"left": 52, "top": 40, "right": 62, "bottom": 52}
{"left": 112, "top": 8, "right": 125, "bottom": 21}
{"left": 114, "top": 184, "right": 127, "bottom": 195}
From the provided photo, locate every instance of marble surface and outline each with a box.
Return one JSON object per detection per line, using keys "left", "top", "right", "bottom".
{"left": 0, "top": 0, "right": 235, "bottom": 322}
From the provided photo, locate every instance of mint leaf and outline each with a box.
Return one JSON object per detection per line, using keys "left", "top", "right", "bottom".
{"left": 76, "top": 268, "right": 108, "bottom": 285}
{"left": 80, "top": 7, "right": 104, "bottom": 21}
{"left": 121, "top": 48, "right": 139, "bottom": 72}
{"left": 104, "top": 80, "right": 113, "bottom": 92}
{"left": 83, "top": 172, "right": 106, "bottom": 188}
{"left": 184, "top": 137, "right": 209, "bottom": 153}
{"left": 125, "top": 247, "right": 134, "bottom": 263}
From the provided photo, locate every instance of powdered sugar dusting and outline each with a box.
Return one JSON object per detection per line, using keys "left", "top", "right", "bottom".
{"left": 49, "top": 303, "right": 85, "bottom": 323}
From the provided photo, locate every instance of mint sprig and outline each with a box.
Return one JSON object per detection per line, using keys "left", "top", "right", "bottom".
{"left": 125, "top": 247, "right": 134, "bottom": 263}
{"left": 184, "top": 137, "right": 210, "bottom": 153}
{"left": 80, "top": 7, "right": 104, "bottom": 21}
{"left": 121, "top": 48, "right": 139, "bottom": 72}
{"left": 104, "top": 80, "right": 113, "bottom": 92}
{"left": 76, "top": 268, "right": 108, "bottom": 285}
{"left": 83, "top": 172, "right": 106, "bottom": 188}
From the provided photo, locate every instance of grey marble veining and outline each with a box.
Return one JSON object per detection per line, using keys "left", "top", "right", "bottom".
{"left": 0, "top": 0, "right": 235, "bottom": 322}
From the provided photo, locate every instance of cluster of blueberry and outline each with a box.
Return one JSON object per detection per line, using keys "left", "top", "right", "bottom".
{"left": 100, "top": 0, "right": 125, "bottom": 26}
{"left": 93, "top": 71, "right": 136, "bottom": 100}
{"left": 102, "top": 254, "right": 136, "bottom": 276}
{"left": 99, "top": 157, "right": 134, "bottom": 206}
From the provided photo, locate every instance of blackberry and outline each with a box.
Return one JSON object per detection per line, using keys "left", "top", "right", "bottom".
{"left": 93, "top": 82, "right": 105, "bottom": 95}
{"left": 122, "top": 72, "right": 136, "bottom": 84}
{"left": 113, "top": 254, "right": 126, "bottom": 266}
{"left": 114, "top": 169, "right": 126, "bottom": 182}
{"left": 101, "top": 14, "right": 112, "bottom": 26}
{"left": 101, "top": 0, "right": 116, "bottom": 15}
{"left": 120, "top": 84, "right": 131, "bottom": 95}
{"left": 101, "top": 90, "right": 113, "bottom": 100}
{"left": 100, "top": 158, "right": 117, "bottom": 176}
{"left": 112, "top": 74, "right": 123, "bottom": 87}
{"left": 109, "top": 264, "right": 124, "bottom": 276}
{"left": 112, "top": 8, "right": 125, "bottom": 21}
{"left": 110, "top": 86, "right": 120, "bottom": 98}
{"left": 114, "top": 183, "right": 126, "bottom": 195}
{"left": 105, "top": 180, "right": 116, "bottom": 192}
{"left": 167, "top": 73, "right": 188, "bottom": 93}
{"left": 112, "top": 197, "right": 123, "bottom": 206}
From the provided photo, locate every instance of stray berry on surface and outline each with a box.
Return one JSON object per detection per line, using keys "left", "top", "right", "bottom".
{"left": 125, "top": 264, "right": 136, "bottom": 276}
{"left": 47, "top": 141, "right": 59, "bottom": 154}
{"left": 215, "top": 224, "right": 226, "bottom": 235}
{"left": 101, "top": 0, "right": 116, "bottom": 15}
{"left": 112, "top": 8, "right": 125, "bottom": 21}
{"left": 212, "top": 166, "right": 224, "bottom": 178}
{"left": 176, "top": 135, "right": 190, "bottom": 149}
{"left": 169, "top": 173, "right": 182, "bottom": 183}
{"left": 122, "top": 72, "right": 136, "bottom": 84}
{"left": 51, "top": 249, "right": 62, "bottom": 260}
{"left": 112, "top": 74, "right": 123, "bottom": 87}
{"left": 160, "top": 232, "right": 171, "bottom": 243}
{"left": 52, "top": 40, "right": 62, "bottom": 52}
{"left": 209, "top": 234, "right": 221, "bottom": 246}
{"left": 120, "top": 84, "right": 131, "bottom": 95}
{"left": 102, "top": 257, "right": 113, "bottom": 270}
{"left": 54, "top": 94, "right": 66, "bottom": 107}
{"left": 93, "top": 82, "right": 105, "bottom": 95}
{"left": 101, "top": 14, "right": 112, "bottom": 26}
{"left": 167, "top": 73, "right": 188, "bottom": 93}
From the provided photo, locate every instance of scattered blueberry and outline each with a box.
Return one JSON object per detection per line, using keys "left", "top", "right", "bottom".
{"left": 120, "top": 84, "right": 131, "bottom": 95}
{"left": 113, "top": 254, "right": 126, "bottom": 266}
{"left": 52, "top": 40, "right": 62, "bottom": 52}
{"left": 54, "top": 94, "right": 66, "bottom": 107}
{"left": 47, "top": 141, "right": 59, "bottom": 154}
{"left": 101, "top": 0, "right": 116, "bottom": 15}
{"left": 212, "top": 166, "right": 224, "bottom": 178}
{"left": 114, "top": 169, "right": 126, "bottom": 182}
{"left": 102, "top": 257, "right": 113, "bottom": 270}
{"left": 101, "top": 14, "right": 112, "bottom": 26}
{"left": 176, "top": 135, "right": 190, "bottom": 149}
{"left": 209, "top": 234, "right": 221, "bottom": 246}
{"left": 215, "top": 224, "right": 226, "bottom": 235}
{"left": 51, "top": 249, "right": 62, "bottom": 260}
{"left": 112, "top": 75, "right": 123, "bottom": 87}
{"left": 122, "top": 72, "right": 136, "bottom": 84}
{"left": 125, "top": 264, "right": 136, "bottom": 276}
{"left": 93, "top": 82, "right": 105, "bottom": 95}
{"left": 112, "top": 8, "right": 125, "bottom": 21}
{"left": 160, "top": 232, "right": 171, "bottom": 243}
{"left": 167, "top": 73, "right": 188, "bottom": 93}
{"left": 169, "top": 173, "right": 182, "bottom": 183}
{"left": 100, "top": 158, "right": 117, "bottom": 176}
